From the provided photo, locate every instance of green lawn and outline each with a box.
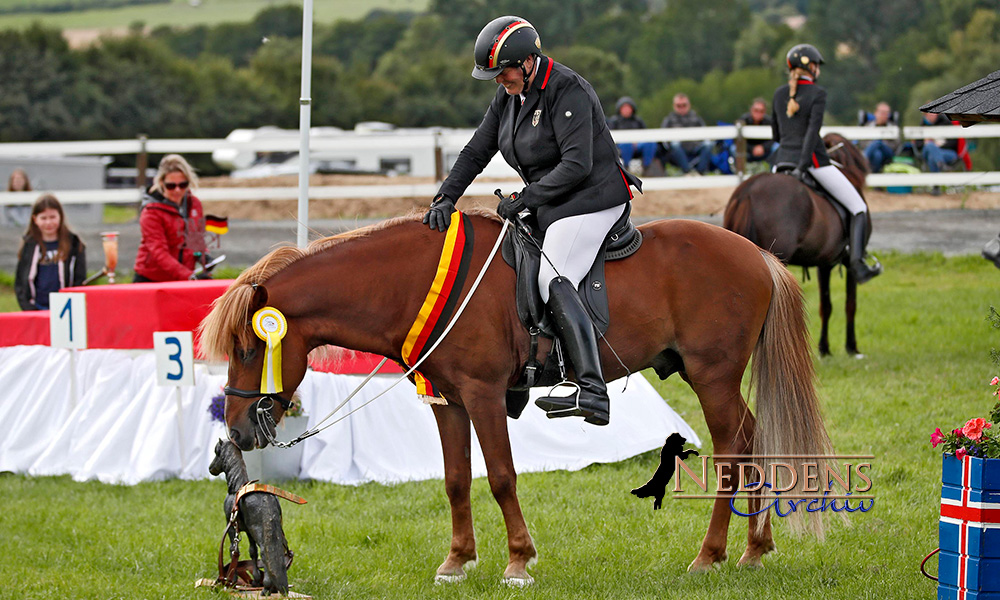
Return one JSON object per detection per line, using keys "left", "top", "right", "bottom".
{"left": 0, "top": 0, "right": 427, "bottom": 30}
{"left": 0, "top": 251, "right": 996, "bottom": 599}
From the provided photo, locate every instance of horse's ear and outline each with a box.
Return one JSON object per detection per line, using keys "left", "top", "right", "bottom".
{"left": 250, "top": 283, "right": 269, "bottom": 312}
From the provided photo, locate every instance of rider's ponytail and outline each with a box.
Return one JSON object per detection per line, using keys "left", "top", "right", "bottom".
{"left": 786, "top": 67, "right": 811, "bottom": 117}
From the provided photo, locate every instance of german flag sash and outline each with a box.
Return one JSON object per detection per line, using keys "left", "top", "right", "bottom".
{"left": 401, "top": 211, "right": 475, "bottom": 403}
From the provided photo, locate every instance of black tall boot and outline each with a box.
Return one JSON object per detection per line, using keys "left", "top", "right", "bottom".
{"left": 848, "top": 212, "right": 882, "bottom": 284}
{"left": 534, "top": 277, "right": 610, "bottom": 426}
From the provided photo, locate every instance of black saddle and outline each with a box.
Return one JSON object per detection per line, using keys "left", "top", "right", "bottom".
{"left": 501, "top": 203, "right": 642, "bottom": 339}
{"left": 773, "top": 162, "right": 850, "bottom": 235}
{"left": 500, "top": 204, "right": 642, "bottom": 420}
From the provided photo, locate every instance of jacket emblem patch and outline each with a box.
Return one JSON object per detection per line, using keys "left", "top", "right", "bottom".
{"left": 532, "top": 110, "right": 541, "bottom": 127}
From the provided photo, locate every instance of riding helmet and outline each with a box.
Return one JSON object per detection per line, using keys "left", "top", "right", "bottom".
{"left": 786, "top": 44, "right": 825, "bottom": 71}
{"left": 472, "top": 16, "right": 541, "bottom": 81}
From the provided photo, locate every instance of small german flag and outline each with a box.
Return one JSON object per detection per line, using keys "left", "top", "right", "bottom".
{"left": 205, "top": 214, "right": 228, "bottom": 235}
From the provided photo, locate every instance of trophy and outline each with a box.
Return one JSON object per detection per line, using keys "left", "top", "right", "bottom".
{"left": 101, "top": 231, "right": 119, "bottom": 283}
{"left": 84, "top": 231, "right": 120, "bottom": 285}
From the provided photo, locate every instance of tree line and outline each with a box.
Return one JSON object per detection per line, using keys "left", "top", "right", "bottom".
{"left": 1, "top": 0, "right": 999, "bottom": 168}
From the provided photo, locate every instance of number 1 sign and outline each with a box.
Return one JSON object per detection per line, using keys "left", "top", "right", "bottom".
{"left": 49, "top": 292, "right": 87, "bottom": 349}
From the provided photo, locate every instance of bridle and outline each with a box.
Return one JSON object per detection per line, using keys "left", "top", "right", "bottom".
{"left": 222, "top": 386, "right": 298, "bottom": 449}
{"left": 222, "top": 386, "right": 293, "bottom": 411}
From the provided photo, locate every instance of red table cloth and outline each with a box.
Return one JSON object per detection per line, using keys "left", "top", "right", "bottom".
{"left": 0, "top": 280, "right": 400, "bottom": 374}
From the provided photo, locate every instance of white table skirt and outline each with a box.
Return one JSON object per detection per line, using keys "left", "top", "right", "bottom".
{"left": 0, "top": 346, "right": 700, "bottom": 485}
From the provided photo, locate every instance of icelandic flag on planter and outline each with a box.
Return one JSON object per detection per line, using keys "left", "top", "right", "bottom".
{"left": 938, "top": 455, "right": 1000, "bottom": 600}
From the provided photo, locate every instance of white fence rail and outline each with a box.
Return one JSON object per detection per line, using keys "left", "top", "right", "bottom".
{"left": 0, "top": 123, "right": 997, "bottom": 206}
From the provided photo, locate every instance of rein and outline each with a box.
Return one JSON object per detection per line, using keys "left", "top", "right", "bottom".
{"left": 216, "top": 481, "right": 306, "bottom": 588}
{"left": 250, "top": 217, "right": 512, "bottom": 449}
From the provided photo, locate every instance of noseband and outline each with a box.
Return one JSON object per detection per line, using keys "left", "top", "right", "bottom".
{"left": 222, "top": 386, "right": 293, "bottom": 411}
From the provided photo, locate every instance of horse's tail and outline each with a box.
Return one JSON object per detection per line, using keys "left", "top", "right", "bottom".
{"left": 752, "top": 250, "right": 835, "bottom": 537}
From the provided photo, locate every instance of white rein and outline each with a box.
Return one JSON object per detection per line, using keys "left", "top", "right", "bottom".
{"left": 259, "top": 218, "right": 511, "bottom": 449}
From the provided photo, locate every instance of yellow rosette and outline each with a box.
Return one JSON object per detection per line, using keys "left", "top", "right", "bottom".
{"left": 252, "top": 307, "right": 288, "bottom": 394}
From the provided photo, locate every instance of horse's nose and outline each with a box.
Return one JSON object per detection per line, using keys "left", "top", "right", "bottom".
{"left": 229, "top": 428, "right": 242, "bottom": 446}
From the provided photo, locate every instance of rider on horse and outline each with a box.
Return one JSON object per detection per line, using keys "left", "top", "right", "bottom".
{"left": 422, "top": 16, "right": 641, "bottom": 426}
{"left": 772, "top": 44, "right": 883, "bottom": 284}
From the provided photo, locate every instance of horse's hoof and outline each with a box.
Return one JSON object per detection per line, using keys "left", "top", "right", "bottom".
{"left": 736, "top": 554, "right": 764, "bottom": 569}
{"left": 687, "top": 553, "right": 726, "bottom": 573}
{"left": 502, "top": 575, "right": 534, "bottom": 587}
{"left": 851, "top": 353, "right": 865, "bottom": 360}
{"left": 434, "top": 572, "right": 466, "bottom": 585}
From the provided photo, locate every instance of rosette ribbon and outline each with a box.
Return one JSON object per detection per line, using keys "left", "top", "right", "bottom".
{"left": 252, "top": 307, "right": 288, "bottom": 394}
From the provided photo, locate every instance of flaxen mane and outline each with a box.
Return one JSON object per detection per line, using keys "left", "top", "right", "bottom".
{"left": 198, "top": 209, "right": 499, "bottom": 361}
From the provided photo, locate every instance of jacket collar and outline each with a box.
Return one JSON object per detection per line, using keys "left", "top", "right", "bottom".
{"left": 514, "top": 56, "right": 553, "bottom": 133}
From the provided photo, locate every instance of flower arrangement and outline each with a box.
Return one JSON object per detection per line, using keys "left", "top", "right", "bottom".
{"left": 208, "top": 390, "right": 226, "bottom": 423}
{"left": 930, "top": 377, "right": 1000, "bottom": 459}
{"left": 207, "top": 388, "right": 304, "bottom": 422}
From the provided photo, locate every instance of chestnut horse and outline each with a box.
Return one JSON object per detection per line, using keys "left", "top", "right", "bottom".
{"left": 199, "top": 210, "right": 832, "bottom": 584}
{"left": 723, "top": 133, "right": 871, "bottom": 356}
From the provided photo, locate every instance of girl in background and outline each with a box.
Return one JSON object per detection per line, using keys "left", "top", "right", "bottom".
{"left": 15, "top": 194, "right": 86, "bottom": 310}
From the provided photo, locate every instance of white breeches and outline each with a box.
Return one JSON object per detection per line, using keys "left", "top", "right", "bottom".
{"left": 808, "top": 165, "right": 867, "bottom": 215}
{"left": 538, "top": 203, "right": 628, "bottom": 303}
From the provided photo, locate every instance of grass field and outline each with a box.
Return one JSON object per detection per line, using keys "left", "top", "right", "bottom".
{"left": 1, "top": 251, "right": 996, "bottom": 599}
{"left": 0, "top": 0, "right": 427, "bottom": 31}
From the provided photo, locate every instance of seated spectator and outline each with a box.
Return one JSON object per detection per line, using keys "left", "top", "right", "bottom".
{"left": 3, "top": 167, "right": 33, "bottom": 228}
{"left": 15, "top": 194, "right": 86, "bottom": 311}
{"left": 917, "top": 111, "right": 963, "bottom": 173}
{"left": 607, "top": 96, "right": 659, "bottom": 175}
{"left": 862, "top": 102, "right": 898, "bottom": 173}
{"left": 737, "top": 97, "right": 776, "bottom": 162}
{"left": 658, "top": 93, "right": 714, "bottom": 175}
{"left": 133, "top": 154, "right": 211, "bottom": 282}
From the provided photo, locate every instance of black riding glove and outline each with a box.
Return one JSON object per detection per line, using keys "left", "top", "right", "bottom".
{"left": 496, "top": 192, "right": 526, "bottom": 222}
{"left": 423, "top": 194, "right": 456, "bottom": 232}
{"left": 790, "top": 168, "right": 806, "bottom": 182}
{"left": 190, "top": 270, "right": 213, "bottom": 280}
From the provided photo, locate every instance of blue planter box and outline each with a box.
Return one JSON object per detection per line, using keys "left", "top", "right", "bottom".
{"left": 939, "top": 455, "right": 1000, "bottom": 599}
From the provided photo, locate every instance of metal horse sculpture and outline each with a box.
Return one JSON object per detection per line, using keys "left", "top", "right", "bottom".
{"left": 199, "top": 209, "right": 833, "bottom": 583}
{"left": 723, "top": 133, "right": 871, "bottom": 356}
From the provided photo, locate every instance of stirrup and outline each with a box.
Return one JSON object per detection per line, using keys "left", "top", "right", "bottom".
{"left": 534, "top": 381, "right": 581, "bottom": 416}
{"left": 533, "top": 381, "right": 610, "bottom": 426}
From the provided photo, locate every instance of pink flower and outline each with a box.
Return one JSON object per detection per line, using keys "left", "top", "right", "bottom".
{"left": 956, "top": 447, "right": 968, "bottom": 459}
{"left": 991, "top": 376, "right": 999, "bottom": 385}
{"left": 963, "top": 418, "right": 988, "bottom": 441}
{"left": 954, "top": 428, "right": 965, "bottom": 437}
{"left": 931, "top": 427, "right": 945, "bottom": 448}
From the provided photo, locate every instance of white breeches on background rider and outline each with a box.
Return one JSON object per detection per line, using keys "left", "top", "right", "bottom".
{"left": 539, "top": 203, "right": 628, "bottom": 304}
{"left": 808, "top": 165, "right": 867, "bottom": 216}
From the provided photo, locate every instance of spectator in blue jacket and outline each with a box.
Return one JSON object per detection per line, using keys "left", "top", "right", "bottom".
{"left": 607, "top": 96, "right": 658, "bottom": 175}
{"left": 862, "top": 102, "right": 898, "bottom": 173}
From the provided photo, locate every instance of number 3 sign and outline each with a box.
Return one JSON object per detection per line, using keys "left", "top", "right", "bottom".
{"left": 153, "top": 331, "right": 194, "bottom": 387}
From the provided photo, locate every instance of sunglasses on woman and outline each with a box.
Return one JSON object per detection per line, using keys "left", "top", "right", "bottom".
{"left": 164, "top": 181, "right": 189, "bottom": 191}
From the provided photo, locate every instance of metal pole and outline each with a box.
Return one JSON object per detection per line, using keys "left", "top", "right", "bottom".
{"left": 136, "top": 134, "right": 148, "bottom": 200}
{"left": 734, "top": 122, "right": 747, "bottom": 183}
{"left": 296, "top": 0, "right": 314, "bottom": 249}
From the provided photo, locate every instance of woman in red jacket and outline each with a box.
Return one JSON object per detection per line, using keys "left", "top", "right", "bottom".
{"left": 133, "top": 154, "right": 211, "bottom": 282}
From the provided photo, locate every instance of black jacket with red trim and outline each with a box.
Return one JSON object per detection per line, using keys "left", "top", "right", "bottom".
{"left": 437, "top": 55, "right": 640, "bottom": 231}
{"left": 771, "top": 79, "right": 831, "bottom": 170}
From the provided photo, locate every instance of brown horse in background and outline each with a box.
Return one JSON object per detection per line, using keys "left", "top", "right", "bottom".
{"left": 199, "top": 210, "right": 833, "bottom": 583}
{"left": 723, "top": 133, "right": 871, "bottom": 356}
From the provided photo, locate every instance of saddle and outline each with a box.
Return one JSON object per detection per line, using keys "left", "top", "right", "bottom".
{"left": 773, "top": 163, "right": 850, "bottom": 236}
{"left": 500, "top": 204, "right": 642, "bottom": 418}
{"left": 501, "top": 203, "right": 642, "bottom": 338}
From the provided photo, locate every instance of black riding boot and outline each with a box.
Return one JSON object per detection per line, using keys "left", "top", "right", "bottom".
{"left": 534, "top": 277, "right": 610, "bottom": 426}
{"left": 849, "top": 212, "right": 882, "bottom": 284}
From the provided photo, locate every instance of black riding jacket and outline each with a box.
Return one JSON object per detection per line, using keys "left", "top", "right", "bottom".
{"left": 771, "top": 79, "right": 831, "bottom": 171}
{"left": 437, "top": 55, "right": 640, "bottom": 231}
